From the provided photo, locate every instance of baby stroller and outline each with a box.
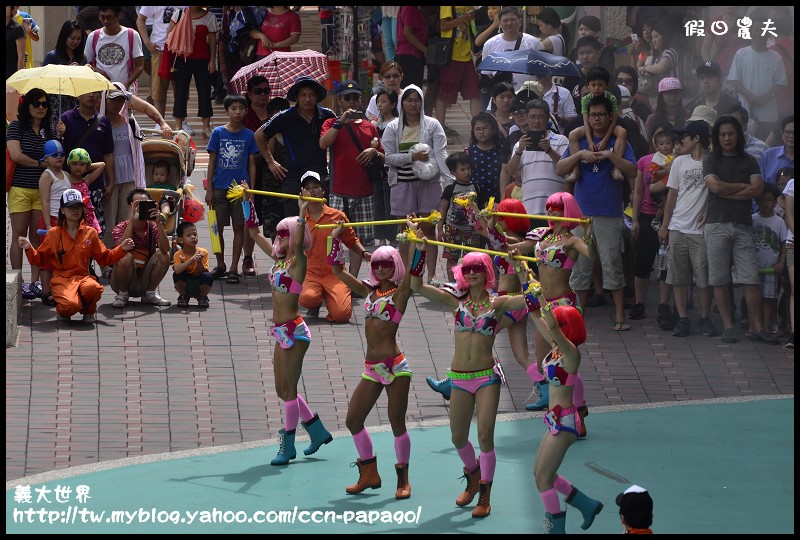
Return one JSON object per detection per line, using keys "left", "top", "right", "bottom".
{"left": 142, "top": 129, "right": 198, "bottom": 254}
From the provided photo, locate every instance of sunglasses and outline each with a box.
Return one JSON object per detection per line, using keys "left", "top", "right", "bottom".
{"left": 461, "top": 264, "right": 485, "bottom": 274}
{"left": 546, "top": 202, "right": 564, "bottom": 212}
{"left": 616, "top": 77, "right": 634, "bottom": 84}
{"left": 276, "top": 229, "right": 290, "bottom": 239}
{"left": 46, "top": 152, "right": 66, "bottom": 158}
{"left": 371, "top": 260, "right": 395, "bottom": 270}
{"left": 250, "top": 87, "right": 270, "bottom": 95}
{"left": 32, "top": 101, "right": 50, "bottom": 109}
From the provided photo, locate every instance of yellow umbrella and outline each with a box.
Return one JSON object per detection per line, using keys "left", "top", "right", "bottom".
{"left": 6, "top": 65, "right": 116, "bottom": 98}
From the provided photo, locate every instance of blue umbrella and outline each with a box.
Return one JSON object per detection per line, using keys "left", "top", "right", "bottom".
{"left": 477, "top": 49, "right": 582, "bottom": 78}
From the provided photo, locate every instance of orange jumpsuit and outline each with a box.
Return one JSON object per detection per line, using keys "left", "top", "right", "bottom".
{"left": 26, "top": 223, "right": 127, "bottom": 317}
{"left": 301, "top": 206, "right": 361, "bottom": 323}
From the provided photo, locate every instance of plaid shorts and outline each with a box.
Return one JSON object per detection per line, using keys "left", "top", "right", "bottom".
{"left": 328, "top": 194, "right": 374, "bottom": 245}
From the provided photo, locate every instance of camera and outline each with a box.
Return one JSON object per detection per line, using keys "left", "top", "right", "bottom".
{"left": 349, "top": 111, "right": 365, "bottom": 119}
{"left": 138, "top": 200, "right": 157, "bottom": 221}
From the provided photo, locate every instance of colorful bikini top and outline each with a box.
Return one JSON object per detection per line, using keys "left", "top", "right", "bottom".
{"left": 269, "top": 259, "right": 302, "bottom": 295}
{"left": 542, "top": 347, "right": 578, "bottom": 387}
{"left": 527, "top": 227, "right": 575, "bottom": 270}
{"left": 454, "top": 301, "right": 499, "bottom": 336}
{"left": 364, "top": 291, "right": 403, "bottom": 324}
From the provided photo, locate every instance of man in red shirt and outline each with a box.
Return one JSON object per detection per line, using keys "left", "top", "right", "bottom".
{"left": 320, "top": 80, "right": 385, "bottom": 278}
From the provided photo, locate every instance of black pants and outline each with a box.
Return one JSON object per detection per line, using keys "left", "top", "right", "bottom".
{"left": 172, "top": 57, "right": 213, "bottom": 120}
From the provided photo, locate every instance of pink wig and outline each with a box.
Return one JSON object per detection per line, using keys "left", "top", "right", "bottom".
{"left": 368, "top": 246, "right": 405, "bottom": 283}
{"left": 497, "top": 198, "right": 529, "bottom": 235}
{"left": 552, "top": 305, "right": 586, "bottom": 345}
{"left": 546, "top": 192, "right": 584, "bottom": 230}
{"left": 453, "top": 252, "right": 496, "bottom": 291}
{"left": 272, "top": 217, "right": 312, "bottom": 259}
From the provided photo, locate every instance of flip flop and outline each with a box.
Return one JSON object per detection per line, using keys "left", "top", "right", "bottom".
{"left": 614, "top": 321, "right": 631, "bottom": 332}
{"left": 211, "top": 266, "right": 227, "bottom": 280}
{"left": 226, "top": 271, "right": 240, "bottom": 284}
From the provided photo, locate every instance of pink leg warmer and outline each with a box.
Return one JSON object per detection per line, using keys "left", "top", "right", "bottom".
{"left": 394, "top": 432, "right": 411, "bottom": 464}
{"left": 553, "top": 474, "right": 573, "bottom": 496}
{"left": 456, "top": 441, "right": 478, "bottom": 471}
{"left": 527, "top": 363, "right": 545, "bottom": 383}
{"left": 352, "top": 427, "right": 374, "bottom": 460}
{"left": 479, "top": 449, "right": 496, "bottom": 482}
{"left": 296, "top": 394, "right": 315, "bottom": 422}
{"left": 540, "top": 487, "right": 562, "bottom": 514}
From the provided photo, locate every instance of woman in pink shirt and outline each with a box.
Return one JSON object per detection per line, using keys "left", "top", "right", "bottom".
{"left": 250, "top": 6, "right": 301, "bottom": 60}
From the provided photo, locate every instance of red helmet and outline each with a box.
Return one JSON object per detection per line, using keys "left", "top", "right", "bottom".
{"left": 182, "top": 197, "right": 205, "bottom": 223}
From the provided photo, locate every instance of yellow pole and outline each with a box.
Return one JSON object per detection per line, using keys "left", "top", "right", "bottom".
{"left": 407, "top": 237, "right": 539, "bottom": 263}
{"left": 316, "top": 217, "right": 435, "bottom": 229}
{"left": 491, "top": 211, "right": 591, "bottom": 224}
{"left": 226, "top": 183, "right": 326, "bottom": 203}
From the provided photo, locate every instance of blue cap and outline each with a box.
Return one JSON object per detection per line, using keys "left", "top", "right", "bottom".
{"left": 43, "top": 139, "right": 64, "bottom": 158}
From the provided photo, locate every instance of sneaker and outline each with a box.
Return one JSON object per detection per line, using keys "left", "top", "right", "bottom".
{"left": 751, "top": 329, "right": 779, "bottom": 345}
{"left": 672, "top": 317, "right": 691, "bottom": 337}
{"left": 721, "top": 327, "right": 737, "bottom": 343}
{"left": 629, "top": 303, "right": 646, "bottom": 320}
{"left": 21, "top": 282, "right": 36, "bottom": 300}
{"left": 182, "top": 120, "right": 195, "bottom": 136}
{"left": 197, "top": 296, "right": 210, "bottom": 309}
{"left": 785, "top": 333, "right": 794, "bottom": 349}
{"left": 143, "top": 292, "right": 171, "bottom": 306}
{"left": 657, "top": 303, "right": 677, "bottom": 331}
{"left": 177, "top": 295, "right": 190, "bottom": 308}
{"left": 699, "top": 317, "right": 720, "bottom": 337}
{"left": 112, "top": 293, "right": 129, "bottom": 308}
{"left": 82, "top": 313, "right": 96, "bottom": 324}
{"left": 242, "top": 256, "right": 256, "bottom": 277}
{"left": 769, "top": 324, "right": 784, "bottom": 338}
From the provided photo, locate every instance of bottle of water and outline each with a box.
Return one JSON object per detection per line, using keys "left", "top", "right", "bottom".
{"left": 657, "top": 245, "right": 668, "bottom": 271}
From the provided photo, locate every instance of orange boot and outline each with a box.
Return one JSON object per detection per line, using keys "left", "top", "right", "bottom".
{"left": 455, "top": 465, "right": 481, "bottom": 506}
{"left": 346, "top": 457, "right": 382, "bottom": 494}
{"left": 471, "top": 481, "right": 492, "bottom": 518}
{"left": 395, "top": 463, "right": 411, "bottom": 499}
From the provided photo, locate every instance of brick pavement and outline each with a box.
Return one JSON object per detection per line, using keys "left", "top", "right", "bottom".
{"left": 5, "top": 59, "right": 794, "bottom": 483}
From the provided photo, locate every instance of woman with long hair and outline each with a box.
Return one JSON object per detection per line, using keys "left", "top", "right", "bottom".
{"left": 508, "top": 192, "right": 595, "bottom": 424}
{"left": 243, "top": 190, "right": 334, "bottom": 465}
{"left": 614, "top": 65, "right": 652, "bottom": 126}
{"left": 7, "top": 88, "right": 54, "bottom": 302}
{"left": 328, "top": 223, "right": 414, "bottom": 498}
{"left": 638, "top": 23, "right": 679, "bottom": 106}
{"left": 42, "top": 20, "right": 87, "bottom": 134}
{"left": 644, "top": 78, "right": 688, "bottom": 145}
{"left": 409, "top": 220, "right": 528, "bottom": 518}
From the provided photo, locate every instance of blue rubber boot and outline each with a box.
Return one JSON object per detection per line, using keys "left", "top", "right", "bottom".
{"left": 565, "top": 487, "right": 603, "bottom": 530}
{"left": 301, "top": 414, "right": 333, "bottom": 456}
{"left": 270, "top": 428, "right": 297, "bottom": 465}
{"left": 543, "top": 511, "right": 567, "bottom": 534}
{"left": 526, "top": 380, "right": 549, "bottom": 411}
{"left": 426, "top": 376, "right": 452, "bottom": 400}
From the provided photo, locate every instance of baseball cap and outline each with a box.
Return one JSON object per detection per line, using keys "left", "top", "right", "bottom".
{"left": 107, "top": 88, "right": 130, "bottom": 101}
{"left": 336, "top": 80, "right": 362, "bottom": 96}
{"left": 658, "top": 77, "right": 682, "bottom": 93}
{"left": 510, "top": 99, "right": 527, "bottom": 113}
{"left": 300, "top": 171, "right": 324, "bottom": 188}
{"left": 687, "top": 105, "right": 717, "bottom": 128}
{"left": 616, "top": 485, "right": 654, "bottom": 529}
{"left": 673, "top": 120, "right": 710, "bottom": 147}
{"left": 60, "top": 188, "right": 85, "bottom": 208}
{"left": 43, "top": 139, "right": 65, "bottom": 158}
{"left": 67, "top": 148, "right": 92, "bottom": 166}
{"left": 696, "top": 61, "right": 722, "bottom": 78}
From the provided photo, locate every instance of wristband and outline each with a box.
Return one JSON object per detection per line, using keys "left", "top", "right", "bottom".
{"left": 326, "top": 236, "right": 345, "bottom": 266}
{"left": 361, "top": 251, "right": 369, "bottom": 259}
{"left": 522, "top": 281, "right": 542, "bottom": 313}
{"left": 410, "top": 247, "right": 427, "bottom": 277}
{"left": 332, "top": 121, "right": 343, "bottom": 130}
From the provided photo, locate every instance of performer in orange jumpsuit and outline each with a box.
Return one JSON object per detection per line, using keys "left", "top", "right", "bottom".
{"left": 20, "top": 189, "right": 134, "bottom": 323}
{"left": 298, "top": 171, "right": 372, "bottom": 323}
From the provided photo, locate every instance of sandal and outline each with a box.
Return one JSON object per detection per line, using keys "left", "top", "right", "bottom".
{"left": 226, "top": 271, "right": 241, "bottom": 284}
{"left": 613, "top": 321, "right": 631, "bottom": 332}
{"left": 177, "top": 295, "right": 190, "bottom": 308}
{"left": 41, "top": 292, "right": 56, "bottom": 307}
{"left": 211, "top": 266, "right": 227, "bottom": 280}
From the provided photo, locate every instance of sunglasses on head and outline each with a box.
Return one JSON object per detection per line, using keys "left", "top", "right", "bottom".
{"left": 276, "top": 228, "right": 290, "bottom": 239}
{"left": 250, "top": 87, "right": 270, "bottom": 95}
{"left": 546, "top": 202, "right": 564, "bottom": 212}
{"left": 461, "top": 264, "right": 485, "bottom": 274}
{"left": 371, "top": 260, "right": 395, "bottom": 270}
{"left": 33, "top": 101, "right": 50, "bottom": 109}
